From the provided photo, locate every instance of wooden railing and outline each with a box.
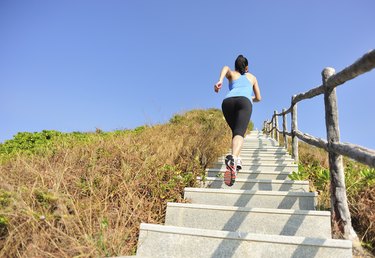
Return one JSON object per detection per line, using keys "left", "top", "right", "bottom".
{"left": 263, "top": 49, "right": 375, "bottom": 241}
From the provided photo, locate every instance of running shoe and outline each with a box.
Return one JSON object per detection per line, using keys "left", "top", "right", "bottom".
{"left": 236, "top": 157, "right": 242, "bottom": 171}
{"left": 224, "top": 155, "right": 236, "bottom": 186}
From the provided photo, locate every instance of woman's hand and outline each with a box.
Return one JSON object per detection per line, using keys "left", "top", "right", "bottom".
{"left": 214, "top": 81, "right": 222, "bottom": 93}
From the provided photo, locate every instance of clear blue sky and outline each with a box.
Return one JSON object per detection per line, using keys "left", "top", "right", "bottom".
{"left": 1, "top": 1, "right": 375, "bottom": 149}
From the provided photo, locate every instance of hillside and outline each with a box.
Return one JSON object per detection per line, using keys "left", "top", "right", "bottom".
{"left": 288, "top": 140, "right": 375, "bottom": 256}
{"left": 0, "top": 109, "right": 232, "bottom": 257}
{"left": 0, "top": 109, "right": 374, "bottom": 257}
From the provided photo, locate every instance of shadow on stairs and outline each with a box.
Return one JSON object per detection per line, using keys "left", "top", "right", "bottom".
{"left": 116, "top": 131, "right": 352, "bottom": 258}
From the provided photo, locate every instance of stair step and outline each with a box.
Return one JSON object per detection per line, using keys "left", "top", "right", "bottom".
{"left": 214, "top": 160, "right": 294, "bottom": 167}
{"left": 242, "top": 142, "right": 279, "bottom": 145}
{"left": 240, "top": 151, "right": 287, "bottom": 155}
{"left": 207, "top": 170, "right": 293, "bottom": 180}
{"left": 212, "top": 164, "right": 297, "bottom": 171}
{"left": 217, "top": 157, "right": 294, "bottom": 164}
{"left": 242, "top": 144, "right": 280, "bottom": 147}
{"left": 239, "top": 146, "right": 285, "bottom": 150}
{"left": 197, "top": 177, "right": 309, "bottom": 191}
{"left": 137, "top": 223, "right": 352, "bottom": 258}
{"left": 165, "top": 203, "right": 331, "bottom": 238}
{"left": 184, "top": 188, "right": 317, "bottom": 210}
{"left": 126, "top": 131, "right": 344, "bottom": 257}
{"left": 226, "top": 153, "right": 293, "bottom": 158}
{"left": 240, "top": 150, "right": 288, "bottom": 155}
{"left": 207, "top": 164, "right": 298, "bottom": 173}
{"left": 218, "top": 156, "right": 294, "bottom": 162}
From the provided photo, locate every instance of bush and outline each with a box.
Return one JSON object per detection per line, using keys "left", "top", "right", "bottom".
{"left": 287, "top": 141, "right": 375, "bottom": 254}
{"left": 0, "top": 108, "right": 231, "bottom": 257}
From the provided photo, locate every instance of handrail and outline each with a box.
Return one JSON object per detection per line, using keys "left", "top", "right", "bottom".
{"left": 263, "top": 49, "right": 375, "bottom": 241}
{"left": 326, "top": 49, "right": 375, "bottom": 89}
{"left": 290, "top": 50, "right": 375, "bottom": 105}
{"left": 265, "top": 49, "right": 375, "bottom": 167}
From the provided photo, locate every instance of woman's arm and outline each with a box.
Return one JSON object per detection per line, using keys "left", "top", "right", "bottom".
{"left": 252, "top": 76, "right": 261, "bottom": 102}
{"left": 214, "top": 66, "right": 232, "bottom": 93}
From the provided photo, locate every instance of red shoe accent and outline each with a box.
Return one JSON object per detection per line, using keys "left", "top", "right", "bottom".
{"left": 224, "top": 155, "right": 236, "bottom": 186}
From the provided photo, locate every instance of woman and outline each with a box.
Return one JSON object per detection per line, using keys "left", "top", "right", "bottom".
{"left": 214, "top": 54, "right": 261, "bottom": 186}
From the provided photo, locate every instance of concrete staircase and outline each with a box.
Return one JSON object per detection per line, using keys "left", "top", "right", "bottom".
{"left": 124, "top": 131, "right": 352, "bottom": 257}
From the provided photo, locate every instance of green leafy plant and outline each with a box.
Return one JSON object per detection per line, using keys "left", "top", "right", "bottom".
{"left": 0, "top": 190, "right": 12, "bottom": 208}
{"left": 34, "top": 189, "right": 58, "bottom": 210}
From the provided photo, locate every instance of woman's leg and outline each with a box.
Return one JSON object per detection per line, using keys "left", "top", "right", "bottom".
{"left": 232, "top": 97, "right": 253, "bottom": 157}
{"left": 222, "top": 98, "right": 237, "bottom": 186}
{"left": 232, "top": 135, "right": 244, "bottom": 157}
{"left": 221, "top": 98, "right": 236, "bottom": 134}
{"left": 222, "top": 97, "right": 252, "bottom": 158}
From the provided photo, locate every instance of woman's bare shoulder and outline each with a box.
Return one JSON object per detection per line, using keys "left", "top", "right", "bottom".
{"left": 245, "top": 73, "right": 257, "bottom": 84}
{"left": 229, "top": 70, "right": 241, "bottom": 81}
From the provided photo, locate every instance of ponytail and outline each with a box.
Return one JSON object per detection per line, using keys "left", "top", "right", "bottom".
{"left": 235, "top": 55, "right": 248, "bottom": 75}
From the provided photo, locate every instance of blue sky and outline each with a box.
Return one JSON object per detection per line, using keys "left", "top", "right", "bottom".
{"left": 1, "top": 1, "right": 375, "bottom": 149}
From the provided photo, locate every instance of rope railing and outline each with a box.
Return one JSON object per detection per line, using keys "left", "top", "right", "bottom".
{"left": 263, "top": 49, "right": 375, "bottom": 242}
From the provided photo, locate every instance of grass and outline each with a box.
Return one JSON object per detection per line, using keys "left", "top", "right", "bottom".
{"left": 5, "top": 109, "right": 374, "bottom": 256}
{"left": 0, "top": 108, "right": 232, "bottom": 257}
{"left": 278, "top": 134, "right": 375, "bottom": 256}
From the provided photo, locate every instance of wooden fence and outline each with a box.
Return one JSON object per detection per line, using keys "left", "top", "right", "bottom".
{"left": 263, "top": 49, "right": 375, "bottom": 241}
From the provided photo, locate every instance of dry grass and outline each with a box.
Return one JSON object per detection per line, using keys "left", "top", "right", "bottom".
{"left": 0, "top": 109, "right": 231, "bottom": 257}
{"left": 276, "top": 133, "right": 375, "bottom": 256}
{"left": 351, "top": 185, "right": 375, "bottom": 255}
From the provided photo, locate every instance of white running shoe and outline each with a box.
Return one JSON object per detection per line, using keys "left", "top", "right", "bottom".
{"left": 236, "top": 157, "right": 242, "bottom": 171}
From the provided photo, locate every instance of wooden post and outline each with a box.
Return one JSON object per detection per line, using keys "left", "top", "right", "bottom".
{"left": 264, "top": 121, "right": 267, "bottom": 136}
{"left": 291, "top": 96, "right": 298, "bottom": 163}
{"left": 267, "top": 120, "right": 271, "bottom": 138}
{"left": 263, "top": 120, "right": 267, "bottom": 133}
{"left": 274, "top": 111, "right": 279, "bottom": 144}
{"left": 322, "top": 67, "right": 357, "bottom": 241}
{"left": 282, "top": 108, "right": 288, "bottom": 149}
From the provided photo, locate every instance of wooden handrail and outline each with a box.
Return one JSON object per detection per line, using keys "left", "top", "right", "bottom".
{"left": 326, "top": 49, "right": 375, "bottom": 90}
{"left": 263, "top": 49, "right": 375, "bottom": 241}
{"left": 266, "top": 50, "right": 375, "bottom": 166}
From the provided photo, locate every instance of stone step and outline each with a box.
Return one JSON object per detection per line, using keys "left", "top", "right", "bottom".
{"left": 212, "top": 163, "right": 297, "bottom": 171}
{"left": 197, "top": 177, "right": 309, "bottom": 192}
{"left": 242, "top": 144, "right": 280, "bottom": 147}
{"left": 240, "top": 145, "right": 284, "bottom": 149}
{"left": 184, "top": 188, "right": 317, "bottom": 210}
{"left": 241, "top": 147, "right": 287, "bottom": 154}
{"left": 214, "top": 159, "right": 294, "bottom": 166}
{"left": 207, "top": 164, "right": 298, "bottom": 173}
{"left": 242, "top": 140, "right": 279, "bottom": 144}
{"left": 136, "top": 223, "right": 352, "bottom": 258}
{"left": 239, "top": 153, "right": 289, "bottom": 158}
{"left": 240, "top": 150, "right": 288, "bottom": 155}
{"left": 165, "top": 203, "right": 331, "bottom": 238}
{"left": 244, "top": 138, "right": 278, "bottom": 142}
{"left": 207, "top": 169, "right": 293, "bottom": 180}
{"left": 225, "top": 153, "right": 293, "bottom": 159}
{"left": 223, "top": 157, "right": 294, "bottom": 163}
{"left": 218, "top": 156, "right": 294, "bottom": 162}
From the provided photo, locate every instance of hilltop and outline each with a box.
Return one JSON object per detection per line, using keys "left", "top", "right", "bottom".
{"left": 0, "top": 109, "right": 374, "bottom": 257}
{"left": 0, "top": 109, "right": 233, "bottom": 257}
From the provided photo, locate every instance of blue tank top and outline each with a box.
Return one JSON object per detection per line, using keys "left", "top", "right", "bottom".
{"left": 225, "top": 74, "right": 253, "bottom": 102}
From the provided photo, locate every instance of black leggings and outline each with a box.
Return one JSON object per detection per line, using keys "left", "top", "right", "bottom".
{"left": 222, "top": 97, "right": 253, "bottom": 138}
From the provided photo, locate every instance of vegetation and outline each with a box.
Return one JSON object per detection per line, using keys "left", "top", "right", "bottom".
{"left": 3, "top": 108, "right": 373, "bottom": 256}
{"left": 0, "top": 109, "right": 232, "bottom": 257}
{"left": 287, "top": 140, "right": 375, "bottom": 255}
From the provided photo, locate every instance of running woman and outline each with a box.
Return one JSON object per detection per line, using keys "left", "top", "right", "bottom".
{"left": 214, "top": 55, "right": 261, "bottom": 186}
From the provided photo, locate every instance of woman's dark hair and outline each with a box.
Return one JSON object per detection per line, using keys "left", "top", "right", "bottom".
{"left": 235, "top": 55, "right": 248, "bottom": 75}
